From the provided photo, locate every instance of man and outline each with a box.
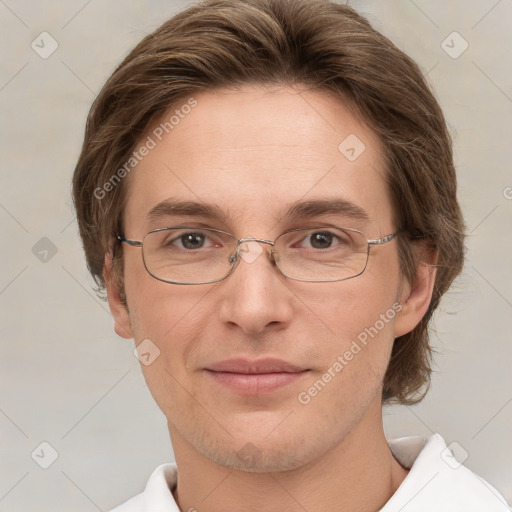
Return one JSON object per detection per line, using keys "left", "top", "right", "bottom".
{"left": 72, "top": 0, "right": 510, "bottom": 510}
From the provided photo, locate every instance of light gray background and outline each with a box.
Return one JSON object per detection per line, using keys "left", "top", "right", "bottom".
{"left": 1, "top": 1, "right": 511, "bottom": 511}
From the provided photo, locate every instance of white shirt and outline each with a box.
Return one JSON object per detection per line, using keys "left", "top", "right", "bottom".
{"left": 109, "top": 434, "right": 510, "bottom": 511}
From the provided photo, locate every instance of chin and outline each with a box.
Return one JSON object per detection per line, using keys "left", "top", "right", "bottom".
{"left": 192, "top": 427, "right": 325, "bottom": 473}
{"left": 213, "top": 444, "right": 312, "bottom": 473}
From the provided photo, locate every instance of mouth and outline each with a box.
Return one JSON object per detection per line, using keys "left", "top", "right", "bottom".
{"left": 204, "top": 358, "right": 310, "bottom": 395}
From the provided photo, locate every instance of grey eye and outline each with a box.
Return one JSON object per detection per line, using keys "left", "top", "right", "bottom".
{"left": 179, "top": 232, "right": 206, "bottom": 250}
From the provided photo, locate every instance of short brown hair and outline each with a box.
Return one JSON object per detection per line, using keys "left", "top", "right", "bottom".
{"left": 72, "top": 0, "right": 465, "bottom": 405}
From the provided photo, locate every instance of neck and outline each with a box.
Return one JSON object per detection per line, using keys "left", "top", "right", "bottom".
{"left": 168, "top": 402, "right": 409, "bottom": 512}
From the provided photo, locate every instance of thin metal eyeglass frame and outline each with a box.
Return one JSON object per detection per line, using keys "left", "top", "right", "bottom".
{"left": 116, "top": 226, "right": 397, "bottom": 285}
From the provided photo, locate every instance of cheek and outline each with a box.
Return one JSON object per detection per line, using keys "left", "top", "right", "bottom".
{"left": 127, "top": 293, "right": 203, "bottom": 419}
{"left": 127, "top": 283, "right": 213, "bottom": 364}
{"left": 312, "top": 293, "right": 398, "bottom": 384}
{"left": 295, "top": 300, "right": 399, "bottom": 433}
{"left": 292, "top": 257, "right": 402, "bottom": 395}
{"left": 123, "top": 255, "right": 219, "bottom": 405}
{"left": 293, "top": 254, "right": 401, "bottom": 344}
{"left": 123, "top": 248, "right": 209, "bottom": 336}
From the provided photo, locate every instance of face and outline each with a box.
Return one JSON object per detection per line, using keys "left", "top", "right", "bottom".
{"left": 106, "top": 85, "right": 427, "bottom": 472}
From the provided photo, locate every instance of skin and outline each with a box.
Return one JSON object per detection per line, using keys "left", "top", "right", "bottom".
{"left": 104, "top": 84, "right": 437, "bottom": 512}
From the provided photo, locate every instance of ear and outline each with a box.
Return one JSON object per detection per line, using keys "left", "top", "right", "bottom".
{"left": 393, "top": 244, "right": 438, "bottom": 338}
{"left": 103, "top": 252, "right": 133, "bottom": 340}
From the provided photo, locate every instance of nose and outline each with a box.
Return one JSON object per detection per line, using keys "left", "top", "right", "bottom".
{"left": 217, "top": 239, "right": 294, "bottom": 335}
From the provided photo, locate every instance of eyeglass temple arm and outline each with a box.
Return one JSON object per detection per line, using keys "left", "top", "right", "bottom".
{"left": 367, "top": 233, "right": 396, "bottom": 246}
{"left": 117, "top": 235, "right": 142, "bottom": 247}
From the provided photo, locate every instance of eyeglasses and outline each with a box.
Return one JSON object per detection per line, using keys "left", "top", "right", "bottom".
{"left": 117, "top": 226, "right": 396, "bottom": 285}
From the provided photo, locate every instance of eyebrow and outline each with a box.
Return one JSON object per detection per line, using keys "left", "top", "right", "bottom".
{"left": 146, "top": 200, "right": 231, "bottom": 225}
{"left": 145, "top": 197, "right": 370, "bottom": 227}
{"left": 282, "top": 198, "right": 370, "bottom": 224}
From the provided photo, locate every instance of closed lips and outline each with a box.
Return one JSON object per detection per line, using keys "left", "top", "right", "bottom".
{"left": 205, "top": 358, "right": 308, "bottom": 374}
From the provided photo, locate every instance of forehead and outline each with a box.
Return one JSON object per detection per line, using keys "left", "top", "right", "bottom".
{"left": 123, "top": 85, "right": 392, "bottom": 236}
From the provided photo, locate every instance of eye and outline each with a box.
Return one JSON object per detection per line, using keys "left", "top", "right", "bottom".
{"left": 299, "top": 230, "right": 348, "bottom": 250}
{"left": 166, "top": 231, "right": 221, "bottom": 250}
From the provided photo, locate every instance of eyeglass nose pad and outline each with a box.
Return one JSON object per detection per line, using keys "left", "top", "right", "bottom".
{"left": 227, "top": 241, "right": 245, "bottom": 265}
{"left": 228, "top": 250, "right": 238, "bottom": 265}
{"left": 269, "top": 248, "right": 278, "bottom": 265}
